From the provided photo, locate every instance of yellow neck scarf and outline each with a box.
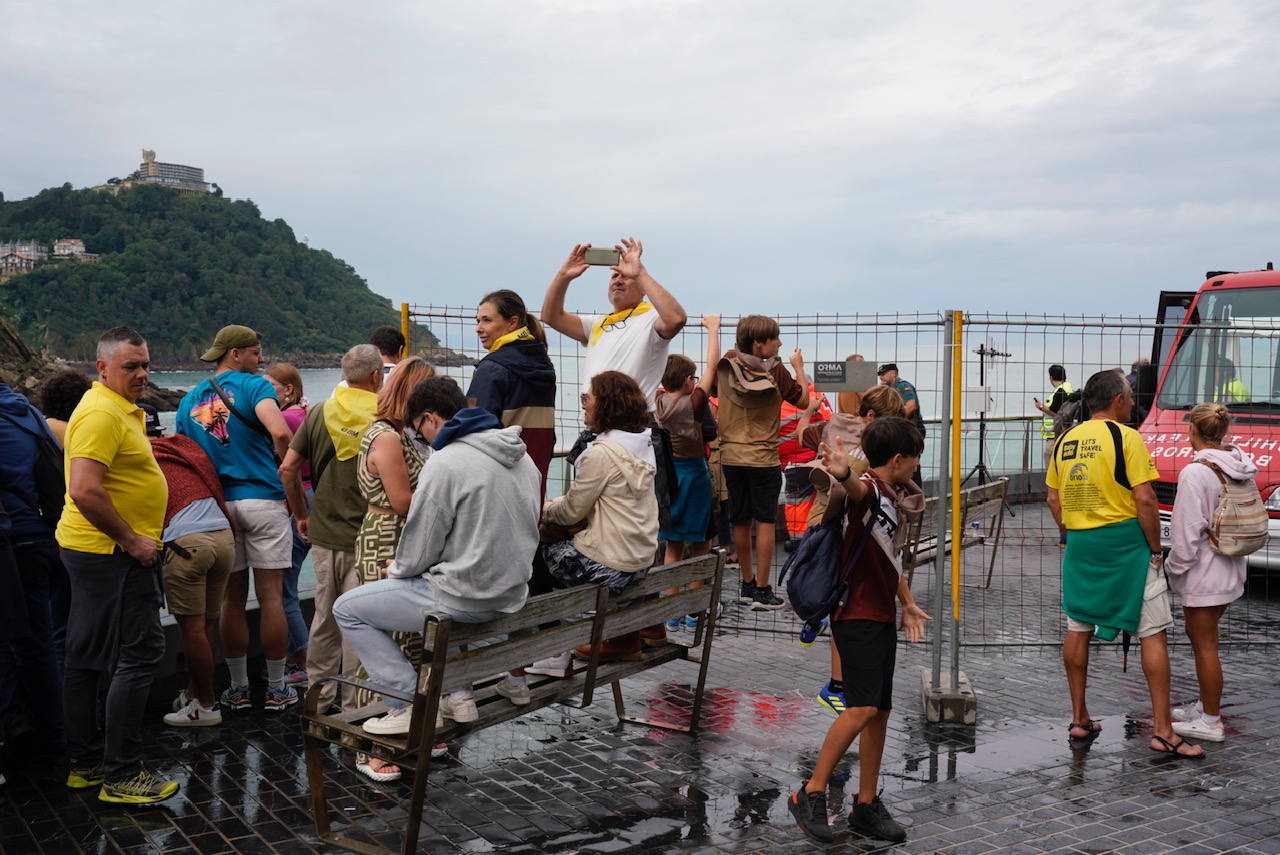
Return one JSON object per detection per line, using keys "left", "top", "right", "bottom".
{"left": 324, "top": 385, "right": 379, "bottom": 461}
{"left": 487, "top": 325, "right": 536, "bottom": 353}
{"left": 589, "top": 301, "right": 652, "bottom": 346}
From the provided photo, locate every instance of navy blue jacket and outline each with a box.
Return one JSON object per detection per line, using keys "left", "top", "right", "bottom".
{"left": 466, "top": 339, "right": 557, "bottom": 499}
{"left": 0, "top": 382, "right": 56, "bottom": 539}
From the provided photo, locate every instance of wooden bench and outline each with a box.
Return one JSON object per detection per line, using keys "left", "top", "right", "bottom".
{"left": 300, "top": 553, "right": 723, "bottom": 855}
{"left": 904, "top": 478, "right": 1008, "bottom": 588}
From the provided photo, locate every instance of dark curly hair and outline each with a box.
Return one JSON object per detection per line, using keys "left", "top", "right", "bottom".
{"left": 588, "top": 371, "right": 650, "bottom": 433}
{"left": 39, "top": 369, "right": 92, "bottom": 421}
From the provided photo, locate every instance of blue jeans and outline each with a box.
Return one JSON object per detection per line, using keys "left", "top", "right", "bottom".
{"left": 333, "top": 577, "right": 503, "bottom": 707}
{"left": 284, "top": 488, "right": 313, "bottom": 656}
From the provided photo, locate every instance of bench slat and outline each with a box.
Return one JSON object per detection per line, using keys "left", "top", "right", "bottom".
{"left": 420, "top": 617, "right": 600, "bottom": 691}
{"left": 422, "top": 586, "right": 603, "bottom": 649}
{"left": 609, "top": 555, "right": 720, "bottom": 600}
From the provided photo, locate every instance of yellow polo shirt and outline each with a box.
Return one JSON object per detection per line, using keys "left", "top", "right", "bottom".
{"left": 1046, "top": 419, "right": 1158, "bottom": 531}
{"left": 55, "top": 382, "right": 168, "bottom": 554}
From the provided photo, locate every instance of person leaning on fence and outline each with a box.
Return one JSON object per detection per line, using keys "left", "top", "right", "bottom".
{"left": 799, "top": 383, "right": 907, "bottom": 716}
{"left": 467, "top": 289, "right": 557, "bottom": 501}
{"left": 787, "top": 416, "right": 931, "bottom": 845}
{"left": 176, "top": 325, "right": 296, "bottom": 714}
{"left": 1047, "top": 369, "right": 1204, "bottom": 758}
{"left": 278, "top": 345, "right": 385, "bottom": 715}
{"left": 1164, "top": 403, "right": 1254, "bottom": 744}
{"left": 527, "top": 371, "right": 659, "bottom": 677}
{"left": 708, "top": 314, "right": 809, "bottom": 611}
{"left": 56, "top": 326, "right": 179, "bottom": 804}
{"left": 336, "top": 377, "right": 541, "bottom": 737}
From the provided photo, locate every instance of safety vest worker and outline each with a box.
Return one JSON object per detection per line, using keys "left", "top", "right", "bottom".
{"left": 1041, "top": 380, "right": 1074, "bottom": 438}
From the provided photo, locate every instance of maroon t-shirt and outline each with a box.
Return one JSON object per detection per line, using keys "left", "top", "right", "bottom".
{"left": 833, "top": 473, "right": 901, "bottom": 624}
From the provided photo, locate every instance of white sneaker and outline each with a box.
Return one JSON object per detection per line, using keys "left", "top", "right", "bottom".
{"left": 363, "top": 706, "right": 413, "bottom": 735}
{"left": 440, "top": 691, "right": 478, "bottom": 723}
{"left": 1172, "top": 715, "right": 1225, "bottom": 742}
{"left": 525, "top": 652, "right": 573, "bottom": 679}
{"left": 495, "top": 678, "right": 531, "bottom": 706}
{"left": 1171, "top": 702, "right": 1200, "bottom": 723}
{"left": 163, "top": 698, "right": 222, "bottom": 727}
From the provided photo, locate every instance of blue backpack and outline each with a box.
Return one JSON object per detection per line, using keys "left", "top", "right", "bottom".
{"left": 778, "top": 487, "right": 881, "bottom": 624}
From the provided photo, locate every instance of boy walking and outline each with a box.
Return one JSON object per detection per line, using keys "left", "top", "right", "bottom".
{"left": 708, "top": 315, "right": 809, "bottom": 610}
{"left": 788, "top": 417, "right": 930, "bottom": 844}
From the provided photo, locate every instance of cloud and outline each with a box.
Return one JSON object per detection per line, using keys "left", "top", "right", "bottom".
{"left": 3, "top": 0, "right": 1279, "bottom": 318}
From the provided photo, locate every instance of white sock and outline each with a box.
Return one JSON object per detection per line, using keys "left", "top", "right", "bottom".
{"left": 266, "top": 658, "right": 286, "bottom": 690}
{"left": 227, "top": 656, "right": 249, "bottom": 687}
{"left": 504, "top": 675, "right": 526, "bottom": 687}
{"left": 449, "top": 687, "right": 474, "bottom": 700}
{"left": 1195, "top": 699, "right": 1204, "bottom": 714}
{"left": 1201, "top": 712, "right": 1221, "bottom": 726}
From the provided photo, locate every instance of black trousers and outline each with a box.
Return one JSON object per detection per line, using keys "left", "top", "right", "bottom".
{"left": 60, "top": 548, "right": 165, "bottom": 780}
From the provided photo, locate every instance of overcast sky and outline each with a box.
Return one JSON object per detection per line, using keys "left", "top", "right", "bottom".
{"left": 4, "top": 0, "right": 1279, "bottom": 318}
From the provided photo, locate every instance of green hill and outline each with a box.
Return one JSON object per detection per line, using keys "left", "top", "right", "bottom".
{"left": 0, "top": 183, "right": 435, "bottom": 362}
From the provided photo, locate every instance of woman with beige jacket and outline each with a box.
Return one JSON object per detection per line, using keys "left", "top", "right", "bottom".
{"left": 526, "top": 371, "right": 658, "bottom": 676}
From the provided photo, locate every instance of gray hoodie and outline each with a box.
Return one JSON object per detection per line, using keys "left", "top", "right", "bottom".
{"left": 1165, "top": 446, "right": 1256, "bottom": 607}
{"left": 391, "top": 425, "right": 540, "bottom": 615}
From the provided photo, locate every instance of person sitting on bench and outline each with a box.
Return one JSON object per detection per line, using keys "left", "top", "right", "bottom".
{"left": 333, "top": 377, "right": 542, "bottom": 735}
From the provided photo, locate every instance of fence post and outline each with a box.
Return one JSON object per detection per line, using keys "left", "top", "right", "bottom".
{"left": 400, "top": 303, "right": 411, "bottom": 358}
{"left": 929, "top": 312, "right": 954, "bottom": 695}
{"left": 949, "top": 310, "right": 964, "bottom": 690}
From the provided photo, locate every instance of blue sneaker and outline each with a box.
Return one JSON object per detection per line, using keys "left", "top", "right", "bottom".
{"left": 683, "top": 614, "right": 699, "bottom": 630}
{"left": 799, "top": 619, "right": 829, "bottom": 647}
{"left": 816, "top": 682, "right": 847, "bottom": 716}
{"left": 665, "top": 618, "right": 682, "bottom": 632}
{"left": 219, "top": 684, "right": 252, "bottom": 712}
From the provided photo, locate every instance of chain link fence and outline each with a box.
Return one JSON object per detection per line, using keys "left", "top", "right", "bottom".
{"left": 406, "top": 304, "right": 1279, "bottom": 650}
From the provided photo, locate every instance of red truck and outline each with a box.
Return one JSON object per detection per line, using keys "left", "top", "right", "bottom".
{"left": 1140, "top": 263, "right": 1280, "bottom": 566}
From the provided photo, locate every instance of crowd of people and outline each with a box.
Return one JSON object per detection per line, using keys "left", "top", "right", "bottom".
{"left": 0, "top": 238, "right": 1253, "bottom": 845}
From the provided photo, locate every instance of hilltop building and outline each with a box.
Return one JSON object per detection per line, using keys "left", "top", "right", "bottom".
{"left": 53, "top": 238, "right": 86, "bottom": 256}
{"left": 125, "top": 149, "right": 211, "bottom": 193}
{"left": 0, "top": 241, "right": 49, "bottom": 261}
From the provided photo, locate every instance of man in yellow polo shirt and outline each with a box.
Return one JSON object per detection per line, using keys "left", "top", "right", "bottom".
{"left": 1047, "top": 369, "right": 1203, "bottom": 759}
{"left": 56, "top": 326, "right": 180, "bottom": 804}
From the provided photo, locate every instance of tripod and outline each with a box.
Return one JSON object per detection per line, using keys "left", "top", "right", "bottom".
{"left": 961, "top": 343, "right": 1016, "bottom": 517}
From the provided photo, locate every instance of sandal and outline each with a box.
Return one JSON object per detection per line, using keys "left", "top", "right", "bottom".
{"left": 1149, "top": 734, "right": 1205, "bottom": 759}
{"left": 1068, "top": 720, "right": 1102, "bottom": 740}
{"left": 355, "top": 755, "right": 402, "bottom": 782}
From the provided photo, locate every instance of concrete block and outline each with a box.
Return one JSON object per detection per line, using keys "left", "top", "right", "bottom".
{"left": 919, "top": 667, "right": 977, "bottom": 725}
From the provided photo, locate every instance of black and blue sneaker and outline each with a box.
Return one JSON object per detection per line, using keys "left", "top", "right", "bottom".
{"left": 816, "top": 681, "right": 847, "bottom": 716}
{"left": 798, "top": 618, "right": 829, "bottom": 647}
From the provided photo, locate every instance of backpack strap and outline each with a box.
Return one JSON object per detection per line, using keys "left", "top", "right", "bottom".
{"left": 1194, "top": 458, "right": 1229, "bottom": 485}
{"left": 1103, "top": 420, "right": 1131, "bottom": 490}
{"left": 208, "top": 374, "right": 272, "bottom": 440}
{"left": 833, "top": 481, "right": 883, "bottom": 610}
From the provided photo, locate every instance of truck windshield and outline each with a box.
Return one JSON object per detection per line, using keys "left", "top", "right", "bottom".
{"left": 1157, "top": 286, "right": 1280, "bottom": 412}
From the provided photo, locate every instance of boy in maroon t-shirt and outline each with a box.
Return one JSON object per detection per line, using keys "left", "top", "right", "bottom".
{"left": 788, "top": 416, "right": 930, "bottom": 844}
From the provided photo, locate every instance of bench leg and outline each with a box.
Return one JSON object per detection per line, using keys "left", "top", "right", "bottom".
{"left": 305, "top": 731, "right": 395, "bottom": 855}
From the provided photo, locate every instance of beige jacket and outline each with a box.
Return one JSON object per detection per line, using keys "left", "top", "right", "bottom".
{"left": 542, "top": 437, "right": 658, "bottom": 572}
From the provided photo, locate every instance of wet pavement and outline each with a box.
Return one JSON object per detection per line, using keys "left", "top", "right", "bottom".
{"left": 3, "top": 516, "right": 1279, "bottom": 854}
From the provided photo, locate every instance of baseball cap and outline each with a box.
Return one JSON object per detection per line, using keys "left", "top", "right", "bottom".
{"left": 877, "top": 363, "right": 898, "bottom": 376}
{"left": 200, "top": 325, "right": 260, "bottom": 362}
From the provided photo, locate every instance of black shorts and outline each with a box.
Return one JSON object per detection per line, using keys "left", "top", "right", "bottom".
{"left": 723, "top": 465, "right": 781, "bottom": 524}
{"left": 831, "top": 619, "right": 897, "bottom": 711}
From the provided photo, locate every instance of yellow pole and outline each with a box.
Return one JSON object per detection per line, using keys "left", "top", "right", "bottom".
{"left": 950, "top": 310, "right": 964, "bottom": 620}
{"left": 400, "top": 303, "right": 411, "bottom": 358}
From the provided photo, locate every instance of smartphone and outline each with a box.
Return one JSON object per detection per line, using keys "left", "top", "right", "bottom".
{"left": 584, "top": 247, "right": 620, "bottom": 266}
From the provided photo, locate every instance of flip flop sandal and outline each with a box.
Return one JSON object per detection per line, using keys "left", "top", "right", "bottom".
{"left": 1150, "top": 734, "right": 1205, "bottom": 759}
{"left": 355, "top": 759, "right": 402, "bottom": 782}
{"left": 1067, "top": 720, "right": 1102, "bottom": 740}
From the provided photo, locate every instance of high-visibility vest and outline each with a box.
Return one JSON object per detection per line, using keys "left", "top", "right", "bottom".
{"left": 1041, "top": 381, "right": 1073, "bottom": 438}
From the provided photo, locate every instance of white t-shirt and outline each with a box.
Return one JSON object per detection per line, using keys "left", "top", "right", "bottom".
{"left": 580, "top": 308, "right": 669, "bottom": 408}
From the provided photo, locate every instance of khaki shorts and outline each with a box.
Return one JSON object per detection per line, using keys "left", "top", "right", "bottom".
{"left": 226, "top": 498, "right": 293, "bottom": 571}
{"left": 1067, "top": 559, "right": 1173, "bottom": 639}
{"left": 163, "top": 528, "right": 235, "bottom": 617}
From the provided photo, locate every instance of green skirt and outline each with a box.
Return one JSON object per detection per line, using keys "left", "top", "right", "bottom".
{"left": 1062, "top": 518, "right": 1148, "bottom": 642}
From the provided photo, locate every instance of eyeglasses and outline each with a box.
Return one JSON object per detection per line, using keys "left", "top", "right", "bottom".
{"left": 601, "top": 305, "right": 638, "bottom": 332}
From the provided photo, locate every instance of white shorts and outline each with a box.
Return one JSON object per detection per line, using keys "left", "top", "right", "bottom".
{"left": 226, "top": 498, "right": 293, "bottom": 571}
{"left": 1067, "top": 559, "right": 1173, "bottom": 639}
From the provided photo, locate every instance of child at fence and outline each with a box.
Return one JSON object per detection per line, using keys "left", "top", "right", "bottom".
{"left": 653, "top": 317, "right": 720, "bottom": 630}
{"left": 798, "top": 384, "right": 906, "bottom": 715}
{"left": 788, "top": 416, "right": 930, "bottom": 845}
{"left": 708, "top": 315, "right": 809, "bottom": 611}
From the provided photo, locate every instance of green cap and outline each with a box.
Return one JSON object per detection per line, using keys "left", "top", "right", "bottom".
{"left": 201, "top": 325, "right": 261, "bottom": 362}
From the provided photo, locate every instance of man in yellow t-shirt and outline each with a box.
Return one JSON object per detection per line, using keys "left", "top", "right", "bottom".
{"left": 56, "top": 326, "right": 179, "bottom": 804}
{"left": 1046, "top": 369, "right": 1202, "bottom": 758}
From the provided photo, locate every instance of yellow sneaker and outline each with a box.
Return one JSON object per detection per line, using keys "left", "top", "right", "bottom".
{"left": 66, "top": 764, "right": 105, "bottom": 789}
{"left": 98, "top": 768, "right": 180, "bottom": 804}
